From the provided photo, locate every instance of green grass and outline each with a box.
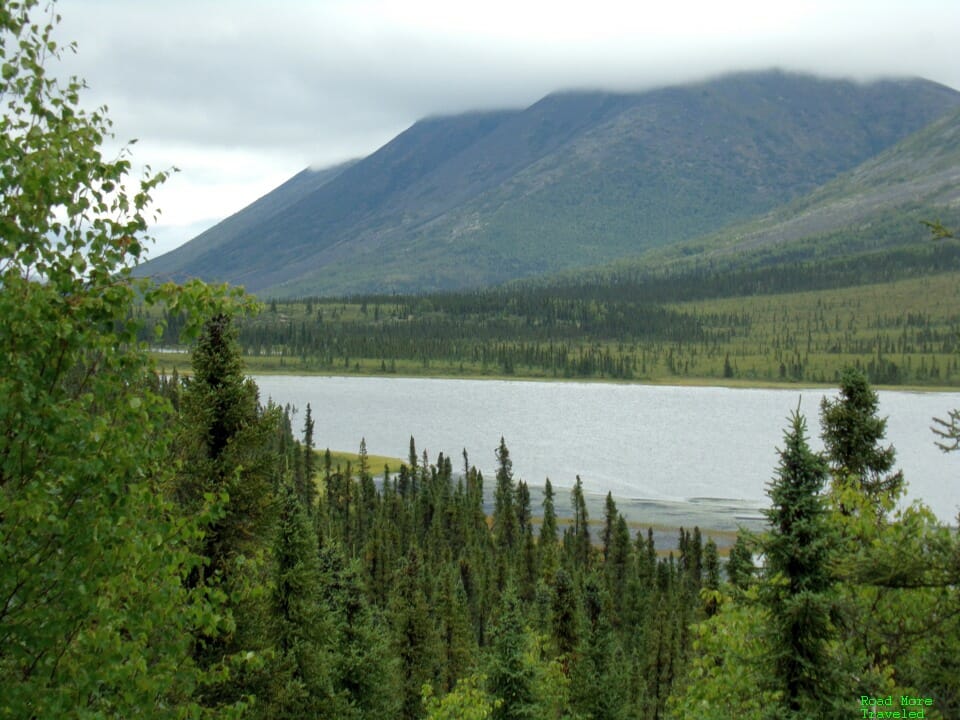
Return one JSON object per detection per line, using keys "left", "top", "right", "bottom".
{"left": 666, "top": 272, "right": 960, "bottom": 386}
{"left": 320, "top": 448, "right": 406, "bottom": 475}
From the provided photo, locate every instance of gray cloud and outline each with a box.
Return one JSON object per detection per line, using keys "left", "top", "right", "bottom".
{"left": 51, "top": 0, "right": 960, "bottom": 253}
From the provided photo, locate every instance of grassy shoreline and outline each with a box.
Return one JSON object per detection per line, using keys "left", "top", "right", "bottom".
{"left": 150, "top": 351, "right": 960, "bottom": 393}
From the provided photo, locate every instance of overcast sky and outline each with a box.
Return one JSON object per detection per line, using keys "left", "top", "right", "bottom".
{"left": 53, "top": 0, "right": 960, "bottom": 258}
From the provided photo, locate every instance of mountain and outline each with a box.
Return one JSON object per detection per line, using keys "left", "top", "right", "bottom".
{"left": 138, "top": 71, "right": 960, "bottom": 297}
{"left": 619, "top": 104, "right": 960, "bottom": 277}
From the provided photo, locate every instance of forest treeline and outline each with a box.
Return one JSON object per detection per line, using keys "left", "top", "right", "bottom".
{"left": 146, "top": 243, "right": 960, "bottom": 385}
{"left": 145, "top": 319, "right": 960, "bottom": 719}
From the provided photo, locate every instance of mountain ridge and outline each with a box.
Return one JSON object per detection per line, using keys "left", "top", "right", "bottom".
{"left": 137, "top": 70, "right": 960, "bottom": 297}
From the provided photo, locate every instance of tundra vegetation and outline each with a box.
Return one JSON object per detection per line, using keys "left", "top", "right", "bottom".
{"left": 1, "top": 2, "right": 959, "bottom": 719}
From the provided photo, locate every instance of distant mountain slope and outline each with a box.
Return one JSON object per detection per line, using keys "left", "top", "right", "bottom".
{"left": 137, "top": 71, "right": 960, "bottom": 297}
{"left": 625, "top": 105, "right": 960, "bottom": 275}
{"left": 141, "top": 158, "right": 359, "bottom": 277}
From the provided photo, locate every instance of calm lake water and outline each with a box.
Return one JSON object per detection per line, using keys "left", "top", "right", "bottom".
{"left": 254, "top": 376, "right": 960, "bottom": 525}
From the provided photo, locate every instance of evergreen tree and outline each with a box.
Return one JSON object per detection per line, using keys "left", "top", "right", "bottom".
{"left": 268, "top": 482, "right": 332, "bottom": 718}
{"left": 356, "top": 446, "right": 380, "bottom": 553}
{"left": 550, "top": 568, "right": 581, "bottom": 672}
{"left": 493, "top": 437, "right": 519, "bottom": 555}
{"left": 515, "top": 480, "right": 538, "bottom": 599}
{"left": 435, "top": 565, "right": 476, "bottom": 692}
{"left": 701, "top": 538, "right": 721, "bottom": 617}
{"left": 539, "top": 479, "right": 559, "bottom": 581}
{"left": 391, "top": 548, "right": 441, "bottom": 720}
{"left": 645, "top": 586, "right": 682, "bottom": 718}
{"left": 565, "top": 476, "right": 591, "bottom": 569}
{"left": 540, "top": 478, "right": 558, "bottom": 547}
{"left": 488, "top": 588, "right": 538, "bottom": 720}
{"left": 725, "top": 533, "right": 755, "bottom": 591}
{"left": 602, "top": 491, "right": 618, "bottom": 561}
{"left": 820, "top": 367, "right": 903, "bottom": 515}
{"left": 569, "top": 573, "right": 628, "bottom": 720}
{"left": 175, "top": 313, "right": 283, "bottom": 711}
{"left": 318, "top": 544, "right": 401, "bottom": 719}
{"left": 409, "top": 436, "right": 419, "bottom": 471}
{"left": 606, "top": 514, "right": 632, "bottom": 624}
{"left": 179, "top": 313, "right": 279, "bottom": 576}
{"left": 932, "top": 408, "right": 960, "bottom": 453}
{"left": 761, "top": 409, "right": 842, "bottom": 716}
{"left": 299, "top": 402, "right": 317, "bottom": 511}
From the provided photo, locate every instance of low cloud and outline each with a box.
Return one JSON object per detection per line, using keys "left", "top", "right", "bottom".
{"left": 53, "top": 0, "right": 960, "bottom": 246}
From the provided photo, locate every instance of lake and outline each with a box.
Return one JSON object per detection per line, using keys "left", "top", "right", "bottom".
{"left": 254, "top": 376, "right": 960, "bottom": 526}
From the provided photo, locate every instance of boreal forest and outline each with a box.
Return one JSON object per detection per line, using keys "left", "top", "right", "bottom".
{"left": 147, "top": 256, "right": 960, "bottom": 387}
{"left": 2, "top": 2, "right": 960, "bottom": 719}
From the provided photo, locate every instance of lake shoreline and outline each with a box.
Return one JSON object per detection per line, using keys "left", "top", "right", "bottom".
{"left": 151, "top": 352, "right": 960, "bottom": 393}
{"left": 247, "top": 375, "right": 960, "bottom": 527}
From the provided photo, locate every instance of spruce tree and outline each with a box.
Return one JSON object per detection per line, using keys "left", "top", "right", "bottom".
{"left": 268, "top": 482, "right": 332, "bottom": 718}
{"left": 550, "top": 568, "right": 581, "bottom": 670}
{"left": 820, "top": 367, "right": 903, "bottom": 514}
{"left": 565, "top": 476, "right": 591, "bottom": 569}
{"left": 932, "top": 408, "right": 960, "bottom": 452}
{"left": 318, "top": 545, "right": 401, "bottom": 718}
{"left": 299, "top": 402, "right": 317, "bottom": 511}
{"left": 702, "top": 538, "right": 721, "bottom": 617}
{"left": 178, "top": 314, "right": 279, "bottom": 586}
{"left": 178, "top": 314, "right": 283, "bottom": 708}
{"left": 602, "top": 491, "right": 618, "bottom": 561}
{"left": 493, "top": 437, "right": 519, "bottom": 555}
{"left": 515, "top": 480, "right": 538, "bottom": 599}
{"left": 761, "top": 409, "right": 842, "bottom": 716}
{"left": 539, "top": 479, "right": 560, "bottom": 582}
{"left": 540, "top": 478, "right": 558, "bottom": 548}
{"left": 488, "top": 588, "right": 538, "bottom": 720}
{"left": 435, "top": 565, "right": 476, "bottom": 692}
{"left": 391, "top": 548, "right": 441, "bottom": 720}
{"left": 726, "top": 533, "right": 755, "bottom": 591}
{"left": 570, "top": 572, "right": 628, "bottom": 720}
{"left": 606, "top": 514, "right": 632, "bottom": 623}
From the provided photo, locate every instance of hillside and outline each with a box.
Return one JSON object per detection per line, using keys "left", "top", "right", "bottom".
{"left": 137, "top": 71, "right": 960, "bottom": 297}
{"left": 623, "top": 105, "right": 960, "bottom": 275}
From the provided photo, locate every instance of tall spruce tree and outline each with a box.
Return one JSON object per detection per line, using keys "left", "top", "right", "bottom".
{"left": 539, "top": 479, "right": 560, "bottom": 581}
{"left": 606, "top": 514, "right": 632, "bottom": 623}
{"left": 702, "top": 538, "right": 721, "bottom": 618}
{"left": 298, "top": 402, "right": 317, "bottom": 511}
{"left": 820, "top": 367, "right": 903, "bottom": 516}
{"left": 391, "top": 547, "right": 441, "bottom": 720}
{"left": 602, "top": 492, "right": 618, "bottom": 561}
{"left": 179, "top": 313, "right": 279, "bottom": 580}
{"left": 177, "top": 313, "right": 282, "bottom": 709}
{"left": 565, "top": 476, "right": 591, "bottom": 569}
{"left": 268, "top": 481, "right": 332, "bottom": 719}
{"left": 493, "top": 437, "right": 519, "bottom": 555}
{"left": 488, "top": 588, "right": 538, "bottom": 720}
{"left": 761, "top": 409, "right": 842, "bottom": 716}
